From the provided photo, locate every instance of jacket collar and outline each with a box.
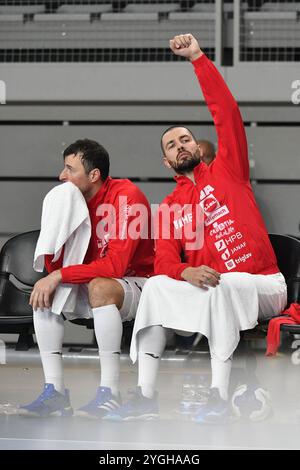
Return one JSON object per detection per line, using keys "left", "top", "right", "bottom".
{"left": 87, "top": 176, "right": 112, "bottom": 210}
{"left": 174, "top": 161, "right": 205, "bottom": 185}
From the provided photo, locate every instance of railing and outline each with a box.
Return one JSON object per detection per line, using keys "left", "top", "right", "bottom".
{"left": 234, "top": 0, "right": 300, "bottom": 63}
{"left": 0, "top": 0, "right": 218, "bottom": 62}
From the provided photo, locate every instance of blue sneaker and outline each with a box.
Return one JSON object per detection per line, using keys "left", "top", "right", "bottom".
{"left": 104, "top": 386, "right": 159, "bottom": 421}
{"left": 18, "top": 383, "right": 73, "bottom": 418}
{"left": 192, "top": 388, "right": 235, "bottom": 424}
{"left": 75, "top": 386, "right": 122, "bottom": 419}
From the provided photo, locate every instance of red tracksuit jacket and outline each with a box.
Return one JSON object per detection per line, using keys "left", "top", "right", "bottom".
{"left": 154, "top": 54, "right": 279, "bottom": 280}
{"left": 46, "top": 177, "right": 154, "bottom": 283}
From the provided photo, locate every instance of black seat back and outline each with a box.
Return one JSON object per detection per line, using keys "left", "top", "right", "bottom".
{"left": 0, "top": 230, "right": 46, "bottom": 318}
{"left": 269, "top": 233, "right": 300, "bottom": 305}
{"left": 0, "top": 230, "right": 45, "bottom": 285}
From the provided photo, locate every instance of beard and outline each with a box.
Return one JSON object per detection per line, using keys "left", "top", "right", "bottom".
{"left": 169, "top": 149, "right": 201, "bottom": 175}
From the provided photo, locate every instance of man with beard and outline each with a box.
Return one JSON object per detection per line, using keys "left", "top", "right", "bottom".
{"left": 104, "top": 34, "right": 287, "bottom": 423}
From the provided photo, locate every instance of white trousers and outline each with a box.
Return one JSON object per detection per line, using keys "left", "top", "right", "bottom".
{"left": 130, "top": 272, "right": 287, "bottom": 363}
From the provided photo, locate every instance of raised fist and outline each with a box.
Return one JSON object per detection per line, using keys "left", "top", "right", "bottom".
{"left": 169, "top": 34, "right": 203, "bottom": 61}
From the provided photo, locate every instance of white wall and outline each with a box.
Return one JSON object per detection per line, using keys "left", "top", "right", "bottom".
{"left": 1, "top": 63, "right": 299, "bottom": 102}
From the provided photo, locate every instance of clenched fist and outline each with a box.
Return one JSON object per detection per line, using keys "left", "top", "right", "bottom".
{"left": 169, "top": 34, "right": 203, "bottom": 62}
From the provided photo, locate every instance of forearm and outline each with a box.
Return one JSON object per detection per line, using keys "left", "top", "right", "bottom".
{"left": 60, "top": 231, "right": 141, "bottom": 283}
{"left": 60, "top": 255, "right": 128, "bottom": 284}
{"left": 50, "top": 269, "right": 62, "bottom": 284}
{"left": 154, "top": 259, "right": 191, "bottom": 281}
{"left": 154, "top": 239, "right": 192, "bottom": 280}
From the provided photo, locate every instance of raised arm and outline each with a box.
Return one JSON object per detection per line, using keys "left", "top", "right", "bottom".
{"left": 170, "top": 34, "right": 249, "bottom": 181}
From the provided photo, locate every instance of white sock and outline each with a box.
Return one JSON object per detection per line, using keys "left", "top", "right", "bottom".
{"left": 33, "top": 309, "right": 65, "bottom": 394}
{"left": 93, "top": 304, "right": 123, "bottom": 396}
{"left": 137, "top": 325, "right": 167, "bottom": 399}
{"left": 210, "top": 353, "right": 233, "bottom": 401}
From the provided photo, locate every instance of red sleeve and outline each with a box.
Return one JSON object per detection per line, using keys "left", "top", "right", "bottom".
{"left": 60, "top": 189, "right": 151, "bottom": 284}
{"left": 154, "top": 238, "right": 190, "bottom": 280}
{"left": 192, "top": 55, "right": 249, "bottom": 182}
{"left": 154, "top": 203, "right": 192, "bottom": 280}
{"left": 44, "top": 247, "right": 64, "bottom": 274}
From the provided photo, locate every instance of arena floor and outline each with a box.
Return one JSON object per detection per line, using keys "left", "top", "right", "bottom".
{"left": 0, "top": 342, "right": 300, "bottom": 450}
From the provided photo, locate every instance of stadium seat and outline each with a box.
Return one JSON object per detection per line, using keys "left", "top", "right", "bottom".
{"left": 238, "top": 233, "right": 300, "bottom": 382}
{"left": 242, "top": 233, "right": 300, "bottom": 353}
{"left": 0, "top": 5, "right": 45, "bottom": 14}
{"left": 0, "top": 230, "right": 95, "bottom": 349}
{"left": 0, "top": 230, "right": 45, "bottom": 351}
{"left": 243, "top": 11, "right": 299, "bottom": 48}
{"left": 261, "top": 2, "right": 300, "bottom": 12}
{"left": 268, "top": 233, "right": 300, "bottom": 335}
{"left": 124, "top": 2, "right": 179, "bottom": 13}
{"left": 57, "top": 4, "right": 113, "bottom": 14}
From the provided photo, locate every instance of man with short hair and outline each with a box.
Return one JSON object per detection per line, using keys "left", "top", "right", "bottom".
{"left": 19, "top": 138, "right": 154, "bottom": 418}
{"left": 105, "top": 35, "right": 287, "bottom": 423}
{"left": 197, "top": 139, "right": 215, "bottom": 166}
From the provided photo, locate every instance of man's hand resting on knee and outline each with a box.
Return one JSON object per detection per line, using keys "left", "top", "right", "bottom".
{"left": 29, "top": 270, "right": 62, "bottom": 311}
{"left": 181, "top": 266, "right": 220, "bottom": 288}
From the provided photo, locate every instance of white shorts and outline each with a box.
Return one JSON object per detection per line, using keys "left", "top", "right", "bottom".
{"left": 63, "top": 277, "right": 148, "bottom": 322}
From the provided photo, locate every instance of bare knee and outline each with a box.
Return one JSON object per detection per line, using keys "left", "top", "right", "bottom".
{"left": 88, "top": 278, "right": 124, "bottom": 309}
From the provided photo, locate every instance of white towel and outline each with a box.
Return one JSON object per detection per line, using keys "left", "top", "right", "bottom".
{"left": 130, "top": 272, "right": 287, "bottom": 363}
{"left": 34, "top": 182, "right": 91, "bottom": 315}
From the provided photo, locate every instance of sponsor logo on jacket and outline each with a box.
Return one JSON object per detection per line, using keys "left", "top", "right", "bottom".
{"left": 173, "top": 213, "right": 193, "bottom": 230}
